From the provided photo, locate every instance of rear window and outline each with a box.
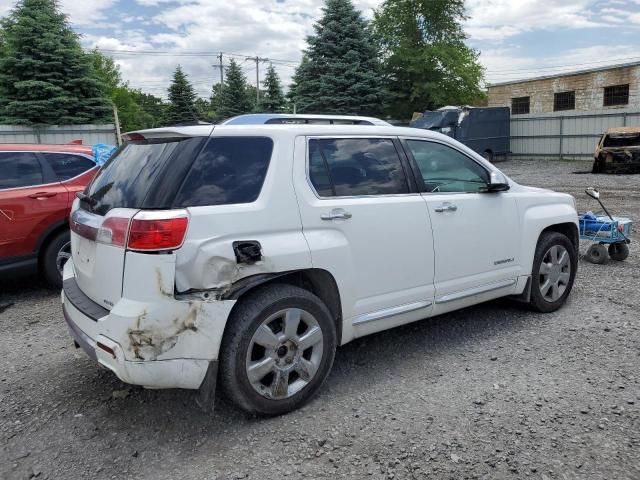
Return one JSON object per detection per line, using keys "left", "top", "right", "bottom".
{"left": 84, "top": 138, "right": 201, "bottom": 216}
{"left": 173, "top": 137, "right": 273, "bottom": 207}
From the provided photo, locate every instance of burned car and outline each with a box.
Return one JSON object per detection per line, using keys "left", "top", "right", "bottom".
{"left": 592, "top": 127, "right": 640, "bottom": 174}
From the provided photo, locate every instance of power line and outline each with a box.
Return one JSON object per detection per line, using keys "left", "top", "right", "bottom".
{"left": 484, "top": 55, "right": 640, "bottom": 75}
{"left": 96, "top": 48, "right": 299, "bottom": 66}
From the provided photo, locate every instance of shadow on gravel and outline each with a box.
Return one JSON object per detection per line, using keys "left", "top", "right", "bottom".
{"left": 49, "top": 299, "right": 532, "bottom": 431}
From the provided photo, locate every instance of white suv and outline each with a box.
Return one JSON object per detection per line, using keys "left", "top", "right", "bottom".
{"left": 62, "top": 123, "right": 579, "bottom": 415}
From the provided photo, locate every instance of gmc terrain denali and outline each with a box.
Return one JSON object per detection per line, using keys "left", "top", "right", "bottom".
{"left": 62, "top": 123, "right": 579, "bottom": 415}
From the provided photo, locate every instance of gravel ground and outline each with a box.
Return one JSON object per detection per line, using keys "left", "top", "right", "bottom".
{"left": 1, "top": 159, "right": 639, "bottom": 480}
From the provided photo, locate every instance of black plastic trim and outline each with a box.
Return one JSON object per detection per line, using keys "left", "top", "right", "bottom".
{"left": 63, "top": 303, "right": 97, "bottom": 361}
{"left": 0, "top": 255, "right": 37, "bottom": 277}
{"left": 63, "top": 277, "right": 109, "bottom": 321}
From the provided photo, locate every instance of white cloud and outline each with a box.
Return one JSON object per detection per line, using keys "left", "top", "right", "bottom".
{"left": 0, "top": 0, "right": 118, "bottom": 26}
{"left": 482, "top": 44, "right": 640, "bottom": 84}
{"left": 464, "top": 0, "right": 625, "bottom": 41}
{"left": 67, "top": 0, "right": 640, "bottom": 99}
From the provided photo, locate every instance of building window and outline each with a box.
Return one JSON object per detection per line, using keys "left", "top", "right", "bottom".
{"left": 511, "top": 96, "right": 530, "bottom": 115}
{"left": 554, "top": 91, "right": 575, "bottom": 111}
{"left": 603, "top": 84, "right": 629, "bottom": 106}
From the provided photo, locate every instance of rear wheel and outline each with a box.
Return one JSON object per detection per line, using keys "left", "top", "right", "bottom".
{"left": 219, "top": 284, "right": 337, "bottom": 416}
{"left": 608, "top": 242, "right": 629, "bottom": 261}
{"left": 585, "top": 243, "right": 608, "bottom": 264}
{"left": 529, "top": 232, "right": 577, "bottom": 313}
{"left": 42, "top": 230, "right": 71, "bottom": 288}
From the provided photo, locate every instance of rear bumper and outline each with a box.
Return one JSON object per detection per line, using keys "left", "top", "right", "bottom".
{"left": 61, "top": 258, "right": 236, "bottom": 390}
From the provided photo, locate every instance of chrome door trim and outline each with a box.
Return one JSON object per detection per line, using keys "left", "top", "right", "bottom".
{"left": 435, "top": 278, "right": 517, "bottom": 304}
{"left": 352, "top": 300, "right": 432, "bottom": 326}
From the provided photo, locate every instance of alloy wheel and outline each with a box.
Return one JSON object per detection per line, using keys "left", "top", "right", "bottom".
{"left": 538, "top": 244, "right": 571, "bottom": 302}
{"left": 245, "top": 308, "right": 324, "bottom": 400}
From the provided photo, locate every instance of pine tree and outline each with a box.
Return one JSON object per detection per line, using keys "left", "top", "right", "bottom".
{"left": 259, "top": 64, "right": 286, "bottom": 113}
{"left": 0, "top": 0, "right": 111, "bottom": 125}
{"left": 287, "top": 55, "right": 310, "bottom": 113}
{"left": 217, "top": 59, "right": 252, "bottom": 119}
{"left": 166, "top": 65, "right": 197, "bottom": 124}
{"left": 292, "top": 0, "right": 385, "bottom": 115}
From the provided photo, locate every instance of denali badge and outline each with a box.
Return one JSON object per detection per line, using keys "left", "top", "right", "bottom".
{"left": 494, "top": 258, "right": 514, "bottom": 265}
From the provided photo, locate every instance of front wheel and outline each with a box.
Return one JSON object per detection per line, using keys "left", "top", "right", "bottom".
{"left": 529, "top": 232, "right": 577, "bottom": 313}
{"left": 219, "top": 284, "right": 337, "bottom": 416}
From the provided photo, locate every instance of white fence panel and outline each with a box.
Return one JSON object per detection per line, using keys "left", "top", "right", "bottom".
{"left": 0, "top": 124, "right": 117, "bottom": 145}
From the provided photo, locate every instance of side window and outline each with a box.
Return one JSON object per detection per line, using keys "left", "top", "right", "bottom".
{"left": 174, "top": 137, "right": 273, "bottom": 207}
{"left": 405, "top": 140, "right": 489, "bottom": 193}
{"left": 0, "top": 152, "right": 44, "bottom": 189}
{"left": 308, "top": 138, "right": 408, "bottom": 197}
{"left": 41, "top": 153, "right": 95, "bottom": 181}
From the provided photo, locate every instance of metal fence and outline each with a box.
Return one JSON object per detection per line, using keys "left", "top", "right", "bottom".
{"left": 510, "top": 108, "right": 640, "bottom": 160}
{"left": 0, "top": 124, "right": 118, "bottom": 145}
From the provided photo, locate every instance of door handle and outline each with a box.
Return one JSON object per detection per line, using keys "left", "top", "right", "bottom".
{"left": 28, "top": 192, "right": 57, "bottom": 199}
{"left": 321, "top": 208, "right": 353, "bottom": 220}
{"left": 434, "top": 202, "right": 457, "bottom": 213}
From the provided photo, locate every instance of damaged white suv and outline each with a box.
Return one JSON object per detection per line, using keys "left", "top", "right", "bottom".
{"left": 62, "top": 122, "right": 579, "bottom": 415}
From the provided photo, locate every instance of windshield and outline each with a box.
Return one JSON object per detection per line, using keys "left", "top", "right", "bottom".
{"left": 603, "top": 134, "right": 640, "bottom": 148}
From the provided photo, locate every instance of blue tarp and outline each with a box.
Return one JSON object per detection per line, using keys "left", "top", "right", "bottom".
{"left": 91, "top": 144, "right": 117, "bottom": 166}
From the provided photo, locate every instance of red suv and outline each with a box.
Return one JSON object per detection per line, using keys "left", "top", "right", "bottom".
{"left": 0, "top": 144, "right": 98, "bottom": 287}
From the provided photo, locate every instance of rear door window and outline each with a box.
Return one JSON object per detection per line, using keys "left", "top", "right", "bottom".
{"left": 174, "top": 137, "right": 273, "bottom": 207}
{"left": 41, "top": 153, "right": 95, "bottom": 181}
{"left": 0, "top": 152, "right": 44, "bottom": 189}
{"left": 308, "top": 138, "right": 409, "bottom": 197}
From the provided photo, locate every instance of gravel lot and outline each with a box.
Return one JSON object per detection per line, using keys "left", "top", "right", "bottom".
{"left": 1, "top": 159, "right": 638, "bottom": 480}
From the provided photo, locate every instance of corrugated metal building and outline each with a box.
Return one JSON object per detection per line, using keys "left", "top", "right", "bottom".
{"left": 486, "top": 62, "right": 640, "bottom": 159}
{"left": 487, "top": 61, "right": 640, "bottom": 115}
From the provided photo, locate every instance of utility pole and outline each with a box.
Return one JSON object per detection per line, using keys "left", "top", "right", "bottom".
{"left": 112, "top": 103, "right": 122, "bottom": 146}
{"left": 218, "top": 52, "right": 224, "bottom": 86}
{"left": 253, "top": 56, "right": 268, "bottom": 108}
{"left": 255, "top": 56, "right": 260, "bottom": 107}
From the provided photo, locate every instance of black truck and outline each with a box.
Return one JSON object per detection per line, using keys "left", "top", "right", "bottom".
{"left": 410, "top": 106, "right": 510, "bottom": 162}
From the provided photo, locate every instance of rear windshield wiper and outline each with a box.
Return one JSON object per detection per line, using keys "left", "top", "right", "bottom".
{"left": 76, "top": 191, "right": 97, "bottom": 207}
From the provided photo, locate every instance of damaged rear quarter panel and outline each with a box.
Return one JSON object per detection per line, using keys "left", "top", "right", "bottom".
{"left": 173, "top": 135, "right": 313, "bottom": 293}
{"left": 103, "top": 251, "right": 236, "bottom": 362}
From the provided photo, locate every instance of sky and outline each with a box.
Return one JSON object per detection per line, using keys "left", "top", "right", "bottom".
{"left": 1, "top": 0, "right": 640, "bottom": 99}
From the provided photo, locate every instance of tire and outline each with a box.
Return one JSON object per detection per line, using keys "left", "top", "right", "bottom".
{"left": 482, "top": 150, "right": 494, "bottom": 162}
{"left": 585, "top": 243, "right": 608, "bottom": 264}
{"left": 41, "top": 230, "right": 71, "bottom": 288}
{"left": 529, "top": 231, "right": 577, "bottom": 313}
{"left": 608, "top": 242, "right": 629, "bottom": 261}
{"left": 219, "top": 283, "right": 337, "bottom": 416}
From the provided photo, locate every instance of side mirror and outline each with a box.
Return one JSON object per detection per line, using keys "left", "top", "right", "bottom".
{"left": 486, "top": 171, "right": 510, "bottom": 192}
{"left": 585, "top": 187, "right": 600, "bottom": 199}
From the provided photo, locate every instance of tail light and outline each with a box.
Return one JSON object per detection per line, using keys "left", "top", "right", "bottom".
{"left": 128, "top": 216, "right": 189, "bottom": 251}
{"left": 86, "top": 210, "right": 189, "bottom": 252}
{"left": 97, "top": 217, "right": 131, "bottom": 247}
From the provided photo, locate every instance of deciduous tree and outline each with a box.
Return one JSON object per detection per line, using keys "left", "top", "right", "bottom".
{"left": 373, "top": 0, "right": 485, "bottom": 118}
